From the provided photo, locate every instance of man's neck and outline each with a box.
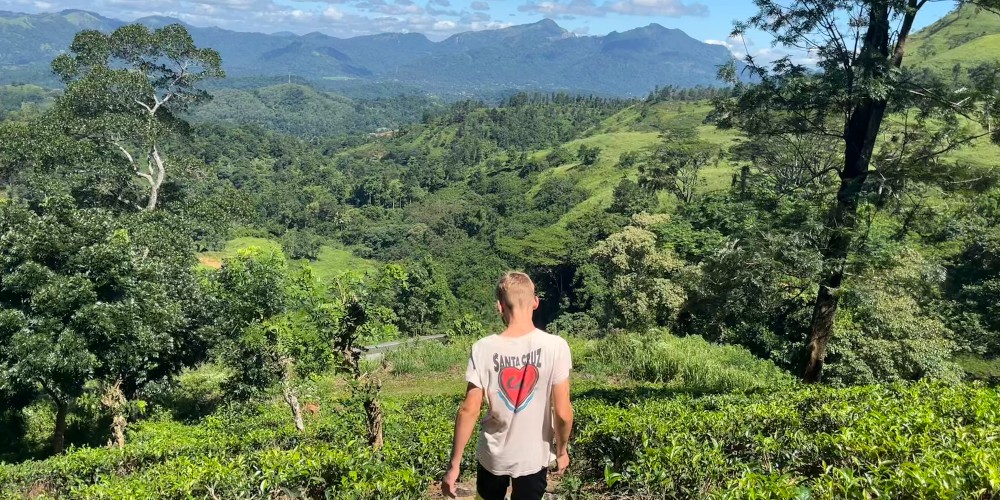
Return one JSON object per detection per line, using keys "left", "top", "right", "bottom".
{"left": 500, "top": 314, "right": 536, "bottom": 338}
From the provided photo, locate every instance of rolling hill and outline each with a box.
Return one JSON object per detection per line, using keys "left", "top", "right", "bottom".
{"left": 0, "top": 9, "right": 736, "bottom": 96}
{"left": 907, "top": 3, "right": 1000, "bottom": 75}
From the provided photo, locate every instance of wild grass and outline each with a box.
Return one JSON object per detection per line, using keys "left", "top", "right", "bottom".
{"left": 381, "top": 336, "right": 475, "bottom": 377}
{"left": 308, "top": 244, "right": 376, "bottom": 281}
{"left": 581, "top": 329, "right": 794, "bottom": 393}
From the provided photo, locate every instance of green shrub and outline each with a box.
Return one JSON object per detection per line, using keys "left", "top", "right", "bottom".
{"left": 548, "top": 312, "right": 602, "bottom": 339}
{"left": 583, "top": 329, "right": 794, "bottom": 393}
{"left": 446, "top": 314, "right": 488, "bottom": 338}
{"left": 826, "top": 286, "right": 963, "bottom": 386}
{"left": 146, "top": 364, "right": 228, "bottom": 422}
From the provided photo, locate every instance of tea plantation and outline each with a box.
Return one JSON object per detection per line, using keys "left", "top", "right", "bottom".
{"left": 2, "top": 333, "right": 998, "bottom": 499}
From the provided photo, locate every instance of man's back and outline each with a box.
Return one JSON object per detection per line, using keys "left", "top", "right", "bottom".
{"left": 466, "top": 329, "right": 572, "bottom": 477}
{"left": 442, "top": 271, "right": 573, "bottom": 500}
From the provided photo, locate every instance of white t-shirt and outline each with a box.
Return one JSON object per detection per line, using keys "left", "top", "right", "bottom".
{"left": 464, "top": 329, "right": 572, "bottom": 477}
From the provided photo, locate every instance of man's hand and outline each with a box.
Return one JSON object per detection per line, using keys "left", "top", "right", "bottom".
{"left": 555, "top": 451, "right": 570, "bottom": 475}
{"left": 441, "top": 464, "right": 460, "bottom": 498}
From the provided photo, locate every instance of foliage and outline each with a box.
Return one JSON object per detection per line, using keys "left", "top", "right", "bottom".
{"left": 280, "top": 228, "right": 323, "bottom": 260}
{"left": 548, "top": 311, "right": 602, "bottom": 339}
{"left": 0, "top": 197, "right": 202, "bottom": 452}
{"left": 189, "top": 84, "right": 440, "bottom": 139}
{"left": 0, "top": 84, "right": 57, "bottom": 121}
{"left": 713, "top": 0, "right": 1000, "bottom": 381}
{"left": 639, "top": 140, "right": 715, "bottom": 204}
{"left": 828, "top": 287, "right": 961, "bottom": 385}
{"left": 0, "top": 395, "right": 459, "bottom": 499}
{"left": 146, "top": 364, "right": 228, "bottom": 423}
{"left": 577, "top": 144, "right": 602, "bottom": 166}
{"left": 588, "top": 213, "right": 687, "bottom": 329}
{"left": 944, "top": 223, "right": 1000, "bottom": 356}
{"left": 609, "top": 177, "right": 657, "bottom": 216}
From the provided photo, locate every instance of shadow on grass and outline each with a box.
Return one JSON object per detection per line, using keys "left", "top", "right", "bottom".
{"left": 574, "top": 384, "right": 722, "bottom": 405}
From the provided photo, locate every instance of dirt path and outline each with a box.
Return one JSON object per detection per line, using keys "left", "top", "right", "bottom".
{"left": 427, "top": 477, "right": 561, "bottom": 499}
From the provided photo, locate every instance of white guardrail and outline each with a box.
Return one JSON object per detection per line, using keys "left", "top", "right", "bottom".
{"left": 362, "top": 334, "right": 448, "bottom": 360}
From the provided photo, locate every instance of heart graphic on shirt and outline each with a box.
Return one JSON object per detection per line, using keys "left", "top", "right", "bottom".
{"left": 498, "top": 364, "right": 539, "bottom": 413}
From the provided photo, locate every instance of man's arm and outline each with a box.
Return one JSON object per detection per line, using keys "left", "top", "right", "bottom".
{"left": 442, "top": 382, "right": 483, "bottom": 498}
{"left": 552, "top": 378, "right": 573, "bottom": 473}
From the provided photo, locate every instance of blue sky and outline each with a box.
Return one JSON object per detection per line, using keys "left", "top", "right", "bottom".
{"left": 4, "top": 0, "right": 958, "bottom": 57}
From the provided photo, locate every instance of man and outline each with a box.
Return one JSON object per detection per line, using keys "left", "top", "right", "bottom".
{"left": 442, "top": 271, "right": 574, "bottom": 500}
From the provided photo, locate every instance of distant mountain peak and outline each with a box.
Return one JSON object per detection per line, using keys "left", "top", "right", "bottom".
{"left": 534, "top": 18, "right": 562, "bottom": 29}
{"left": 57, "top": 8, "right": 106, "bottom": 17}
{"left": 135, "top": 15, "right": 187, "bottom": 28}
{"left": 53, "top": 9, "right": 119, "bottom": 29}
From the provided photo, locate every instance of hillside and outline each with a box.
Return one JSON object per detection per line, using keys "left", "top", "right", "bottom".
{"left": 0, "top": 9, "right": 735, "bottom": 96}
{"left": 189, "top": 84, "right": 442, "bottom": 138}
{"left": 907, "top": 3, "right": 1000, "bottom": 75}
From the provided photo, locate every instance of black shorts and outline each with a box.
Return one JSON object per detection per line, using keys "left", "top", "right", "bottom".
{"left": 476, "top": 462, "right": 547, "bottom": 500}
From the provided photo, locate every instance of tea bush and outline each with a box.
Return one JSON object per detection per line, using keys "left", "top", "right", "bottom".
{"left": 0, "top": 395, "right": 468, "bottom": 499}
{"left": 4, "top": 339, "right": 999, "bottom": 499}
{"left": 572, "top": 381, "right": 1000, "bottom": 498}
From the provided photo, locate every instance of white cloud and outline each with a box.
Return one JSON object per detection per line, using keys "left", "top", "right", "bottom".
{"left": 518, "top": 0, "right": 706, "bottom": 19}
{"left": 518, "top": 0, "right": 602, "bottom": 18}
{"left": 705, "top": 34, "right": 749, "bottom": 55}
{"left": 605, "top": 0, "right": 706, "bottom": 17}
{"left": 5, "top": 0, "right": 556, "bottom": 39}
{"left": 707, "top": 34, "right": 819, "bottom": 66}
{"left": 324, "top": 6, "right": 345, "bottom": 20}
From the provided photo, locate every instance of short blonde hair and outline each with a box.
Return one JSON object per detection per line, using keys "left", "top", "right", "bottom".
{"left": 496, "top": 271, "right": 536, "bottom": 310}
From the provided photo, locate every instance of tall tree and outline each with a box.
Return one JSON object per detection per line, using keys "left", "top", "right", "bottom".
{"left": 51, "top": 24, "right": 224, "bottom": 210}
{"left": 714, "top": 0, "right": 1000, "bottom": 381}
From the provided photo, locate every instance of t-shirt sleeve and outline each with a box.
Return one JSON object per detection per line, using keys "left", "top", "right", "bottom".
{"left": 551, "top": 338, "right": 572, "bottom": 385}
{"left": 465, "top": 345, "right": 483, "bottom": 388}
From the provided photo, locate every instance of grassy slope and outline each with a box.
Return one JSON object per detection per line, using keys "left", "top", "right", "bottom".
{"left": 892, "top": 4, "right": 1000, "bottom": 172}
{"left": 536, "top": 101, "right": 740, "bottom": 223}
{"left": 513, "top": 101, "right": 741, "bottom": 257}
{"left": 197, "top": 236, "right": 375, "bottom": 281}
{"left": 907, "top": 3, "right": 1000, "bottom": 75}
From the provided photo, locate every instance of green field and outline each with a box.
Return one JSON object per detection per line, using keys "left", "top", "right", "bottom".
{"left": 198, "top": 237, "right": 375, "bottom": 281}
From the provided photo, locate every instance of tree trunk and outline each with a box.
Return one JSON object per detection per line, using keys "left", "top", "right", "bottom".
{"left": 53, "top": 400, "right": 68, "bottom": 454}
{"left": 280, "top": 357, "right": 305, "bottom": 432}
{"left": 111, "top": 415, "right": 127, "bottom": 449}
{"left": 803, "top": 2, "right": 898, "bottom": 382}
{"left": 101, "top": 380, "right": 128, "bottom": 449}
{"left": 145, "top": 144, "right": 166, "bottom": 210}
{"left": 365, "top": 395, "right": 384, "bottom": 451}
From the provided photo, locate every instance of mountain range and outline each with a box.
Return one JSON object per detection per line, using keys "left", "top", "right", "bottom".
{"left": 0, "top": 9, "right": 736, "bottom": 96}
